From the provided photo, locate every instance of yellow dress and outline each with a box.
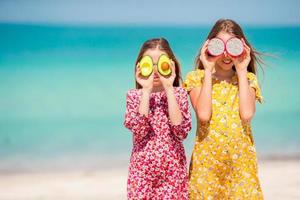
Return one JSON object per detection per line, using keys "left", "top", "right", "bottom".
{"left": 184, "top": 69, "right": 264, "bottom": 200}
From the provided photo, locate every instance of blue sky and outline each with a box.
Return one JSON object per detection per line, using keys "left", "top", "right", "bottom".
{"left": 0, "top": 0, "right": 299, "bottom": 25}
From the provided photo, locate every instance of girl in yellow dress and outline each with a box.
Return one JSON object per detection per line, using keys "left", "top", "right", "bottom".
{"left": 184, "top": 19, "right": 264, "bottom": 199}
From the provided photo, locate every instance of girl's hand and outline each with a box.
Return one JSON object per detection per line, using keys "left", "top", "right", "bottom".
{"left": 159, "top": 60, "right": 176, "bottom": 90}
{"left": 200, "top": 40, "right": 218, "bottom": 72}
{"left": 231, "top": 38, "right": 251, "bottom": 74}
{"left": 135, "top": 63, "right": 154, "bottom": 91}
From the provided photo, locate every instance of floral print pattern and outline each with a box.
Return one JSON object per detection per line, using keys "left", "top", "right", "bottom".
{"left": 184, "top": 69, "right": 264, "bottom": 200}
{"left": 124, "top": 87, "right": 192, "bottom": 199}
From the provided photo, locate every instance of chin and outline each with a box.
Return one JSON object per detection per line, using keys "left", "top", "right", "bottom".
{"left": 153, "top": 82, "right": 162, "bottom": 88}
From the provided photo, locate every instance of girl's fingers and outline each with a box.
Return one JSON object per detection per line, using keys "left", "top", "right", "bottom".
{"left": 242, "top": 38, "right": 251, "bottom": 51}
{"left": 200, "top": 47, "right": 209, "bottom": 63}
{"left": 171, "top": 60, "right": 175, "bottom": 70}
{"left": 244, "top": 46, "right": 251, "bottom": 58}
{"left": 239, "top": 39, "right": 250, "bottom": 60}
{"left": 228, "top": 54, "right": 234, "bottom": 60}
{"left": 228, "top": 55, "right": 238, "bottom": 65}
{"left": 203, "top": 39, "right": 210, "bottom": 47}
{"left": 241, "top": 38, "right": 247, "bottom": 46}
{"left": 171, "top": 61, "right": 176, "bottom": 78}
{"left": 167, "top": 60, "right": 175, "bottom": 77}
{"left": 149, "top": 70, "right": 154, "bottom": 78}
{"left": 201, "top": 40, "right": 209, "bottom": 55}
{"left": 136, "top": 67, "right": 141, "bottom": 77}
{"left": 244, "top": 44, "right": 250, "bottom": 52}
{"left": 136, "top": 67, "right": 145, "bottom": 82}
{"left": 135, "top": 63, "right": 140, "bottom": 75}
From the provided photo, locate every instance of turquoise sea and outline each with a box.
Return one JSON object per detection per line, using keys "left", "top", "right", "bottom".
{"left": 0, "top": 24, "right": 299, "bottom": 172}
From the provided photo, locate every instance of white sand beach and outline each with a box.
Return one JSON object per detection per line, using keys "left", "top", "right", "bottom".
{"left": 0, "top": 160, "right": 300, "bottom": 200}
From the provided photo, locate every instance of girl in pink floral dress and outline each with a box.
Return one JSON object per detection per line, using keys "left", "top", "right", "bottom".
{"left": 124, "top": 38, "right": 192, "bottom": 199}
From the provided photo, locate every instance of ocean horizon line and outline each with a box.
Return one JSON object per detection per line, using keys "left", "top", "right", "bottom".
{"left": 1, "top": 22, "right": 300, "bottom": 29}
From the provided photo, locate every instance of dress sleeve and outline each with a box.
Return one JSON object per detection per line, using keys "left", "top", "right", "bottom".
{"left": 247, "top": 72, "right": 264, "bottom": 103}
{"left": 183, "top": 69, "right": 205, "bottom": 92}
{"left": 124, "top": 90, "right": 151, "bottom": 142}
{"left": 170, "top": 87, "right": 192, "bottom": 140}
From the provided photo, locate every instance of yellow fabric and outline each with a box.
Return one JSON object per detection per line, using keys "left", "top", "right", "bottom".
{"left": 184, "top": 69, "right": 264, "bottom": 200}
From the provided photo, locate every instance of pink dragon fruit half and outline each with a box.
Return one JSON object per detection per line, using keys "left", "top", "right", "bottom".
{"left": 207, "top": 38, "right": 225, "bottom": 56}
{"left": 226, "top": 37, "right": 244, "bottom": 57}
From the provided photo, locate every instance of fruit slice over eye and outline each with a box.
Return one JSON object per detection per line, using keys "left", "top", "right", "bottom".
{"left": 207, "top": 38, "right": 225, "bottom": 56}
{"left": 226, "top": 37, "right": 244, "bottom": 57}
{"left": 139, "top": 55, "right": 153, "bottom": 77}
{"left": 158, "top": 54, "right": 172, "bottom": 76}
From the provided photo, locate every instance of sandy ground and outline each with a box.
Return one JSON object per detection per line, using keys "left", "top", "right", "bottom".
{"left": 0, "top": 160, "right": 299, "bottom": 200}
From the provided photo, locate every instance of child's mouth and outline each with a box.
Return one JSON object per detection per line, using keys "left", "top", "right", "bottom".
{"left": 223, "top": 58, "right": 232, "bottom": 64}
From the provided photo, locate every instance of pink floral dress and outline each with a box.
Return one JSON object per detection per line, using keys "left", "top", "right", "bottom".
{"left": 124, "top": 87, "right": 192, "bottom": 200}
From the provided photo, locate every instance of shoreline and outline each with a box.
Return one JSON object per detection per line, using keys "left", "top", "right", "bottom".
{"left": 0, "top": 159, "right": 300, "bottom": 200}
{"left": 2, "top": 153, "right": 300, "bottom": 174}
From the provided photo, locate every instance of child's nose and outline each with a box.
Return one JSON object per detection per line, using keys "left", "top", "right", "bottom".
{"left": 223, "top": 51, "right": 228, "bottom": 57}
{"left": 153, "top": 65, "right": 158, "bottom": 73}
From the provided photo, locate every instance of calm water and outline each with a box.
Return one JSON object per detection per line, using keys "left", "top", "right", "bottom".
{"left": 0, "top": 24, "right": 299, "bottom": 171}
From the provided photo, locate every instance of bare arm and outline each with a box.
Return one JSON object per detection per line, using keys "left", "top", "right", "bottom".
{"left": 138, "top": 88, "right": 151, "bottom": 117}
{"left": 136, "top": 66, "right": 154, "bottom": 117}
{"left": 165, "top": 87, "right": 183, "bottom": 125}
{"left": 237, "top": 71, "right": 256, "bottom": 122}
{"left": 189, "top": 40, "right": 216, "bottom": 123}
{"left": 160, "top": 61, "right": 183, "bottom": 125}
{"left": 233, "top": 39, "right": 256, "bottom": 122}
{"left": 189, "top": 69, "right": 213, "bottom": 122}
